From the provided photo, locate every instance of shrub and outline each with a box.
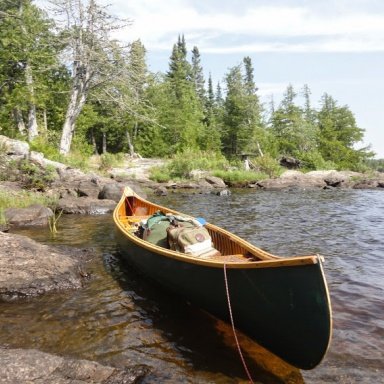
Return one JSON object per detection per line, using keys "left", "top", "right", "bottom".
{"left": 250, "top": 155, "right": 282, "bottom": 178}
{"left": 18, "top": 160, "right": 57, "bottom": 191}
{"left": 149, "top": 166, "right": 171, "bottom": 183}
{"left": 99, "top": 152, "right": 125, "bottom": 171}
{"left": 166, "top": 149, "right": 229, "bottom": 179}
{"left": 213, "top": 169, "right": 267, "bottom": 184}
{"left": 297, "top": 151, "right": 337, "bottom": 171}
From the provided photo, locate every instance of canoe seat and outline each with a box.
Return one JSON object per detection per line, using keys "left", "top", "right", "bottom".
{"left": 203, "top": 254, "right": 251, "bottom": 263}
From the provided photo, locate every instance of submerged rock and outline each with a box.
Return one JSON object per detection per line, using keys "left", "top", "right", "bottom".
{"left": 0, "top": 232, "right": 89, "bottom": 301}
{"left": 0, "top": 347, "right": 149, "bottom": 383}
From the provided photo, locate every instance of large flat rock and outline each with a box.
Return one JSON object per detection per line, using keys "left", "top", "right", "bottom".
{"left": 0, "top": 347, "right": 149, "bottom": 383}
{"left": 0, "top": 232, "right": 85, "bottom": 301}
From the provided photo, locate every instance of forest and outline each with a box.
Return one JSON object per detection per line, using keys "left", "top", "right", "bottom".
{"left": 0, "top": 0, "right": 379, "bottom": 175}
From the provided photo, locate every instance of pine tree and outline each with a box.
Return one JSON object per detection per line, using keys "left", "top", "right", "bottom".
{"left": 222, "top": 61, "right": 265, "bottom": 158}
{"left": 317, "top": 93, "right": 371, "bottom": 169}
{"left": 200, "top": 73, "right": 221, "bottom": 152}
{"left": 191, "top": 46, "right": 205, "bottom": 103}
{"left": 243, "top": 56, "right": 258, "bottom": 95}
{"left": 271, "top": 84, "right": 317, "bottom": 156}
{"left": 0, "top": 0, "right": 59, "bottom": 140}
{"left": 163, "top": 35, "right": 204, "bottom": 152}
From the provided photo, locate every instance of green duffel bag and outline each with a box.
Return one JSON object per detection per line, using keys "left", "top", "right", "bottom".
{"left": 143, "top": 211, "right": 172, "bottom": 248}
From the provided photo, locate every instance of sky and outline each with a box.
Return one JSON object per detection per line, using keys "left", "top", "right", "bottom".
{"left": 38, "top": 0, "right": 384, "bottom": 158}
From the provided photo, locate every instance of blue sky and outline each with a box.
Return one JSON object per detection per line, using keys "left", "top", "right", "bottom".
{"left": 39, "top": 0, "right": 384, "bottom": 158}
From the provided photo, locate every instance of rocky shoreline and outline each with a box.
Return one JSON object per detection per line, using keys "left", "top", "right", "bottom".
{"left": 1, "top": 134, "right": 384, "bottom": 298}
{"left": 1, "top": 135, "right": 383, "bottom": 382}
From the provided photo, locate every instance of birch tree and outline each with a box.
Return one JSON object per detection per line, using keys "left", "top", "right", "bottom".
{"left": 49, "top": 0, "right": 130, "bottom": 155}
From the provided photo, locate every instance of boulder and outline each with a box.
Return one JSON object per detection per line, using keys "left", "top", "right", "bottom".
{"left": 0, "top": 232, "right": 87, "bottom": 300}
{"left": 216, "top": 189, "right": 231, "bottom": 196}
{"left": 57, "top": 196, "right": 116, "bottom": 214}
{"left": 204, "top": 176, "right": 227, "bottom": 188}
{"left": 280, "top": 156, "right": 301, "bottom": 169}
{"left": 4, "top": 204, "right": 53, "bottom": 227}
{"left": 77, "top": 179, "right": 101, "bottom": 198}
{"left": 189, "top": 169, "right": 210, "bottom": 179}
{"left": 0, "top": 135, "right": 29, "bottom": 157}
{"left": 353, "top": 179, "right": 379, "bottom": 189}
{"left": 0, "top": 347, "right": 149, "bottom": 383}
{"left": 154, "top": 186, "right": 168, "bottom": 196}
{"left": 257, "top": 172, "right": 326, "bottom": 190}
{"left": 324, "top": 172, "right": 346, "bottom": 187}
{"left": 197, "top": 179, "right": 214, "bottom": 190}
{"left": 98, "top": 183, "right": 125, "bottom": 201}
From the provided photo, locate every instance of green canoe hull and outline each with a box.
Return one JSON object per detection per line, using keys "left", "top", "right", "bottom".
{"left": 115, "top": 230, "right": 332, "bottom": 370}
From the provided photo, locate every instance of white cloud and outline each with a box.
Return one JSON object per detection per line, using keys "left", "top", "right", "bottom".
{"left": 102, "top": 1, "right": 384, "bottom": 53}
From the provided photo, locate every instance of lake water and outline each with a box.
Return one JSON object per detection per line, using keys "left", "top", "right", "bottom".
{"left": 1, "top": 189, "right": 383, "bottom": 383}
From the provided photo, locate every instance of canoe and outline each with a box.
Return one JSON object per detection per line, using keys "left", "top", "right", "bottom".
{"left": 113, "top": 186, "right": 332, "bottom": 370}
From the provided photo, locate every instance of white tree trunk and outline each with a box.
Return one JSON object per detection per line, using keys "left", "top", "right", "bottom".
{"left": 91, "top": 129, "right": 98, "bottom": 155}
{"left": 27, "top": 104, "right": 38, "bottom": 141}
{"left": 25, "top": 61, "right": 39, "bottom": 142}
{"left": 126, "top": 129, "right": 135, "bottom": 157}
{"left": 59, "top": 79, "right": 87, "bottom": 155}
{"left": 102, "top": 132, "right": 107, "bottom": 154}
{"left": 256, "top": 141, "right": 264, "bottom": 157}
{"left": 13, "top": 108, "right": 26, "bottom": 135}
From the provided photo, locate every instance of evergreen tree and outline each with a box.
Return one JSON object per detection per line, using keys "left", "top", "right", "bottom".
{"left": 191, "top": 46, "right": 205, "bottom": 103}
{"left": 200, "top": 73, "right": 221, "bottom": 152}
{"left": 125, "top": 39, "right": 149, "bottom": 155}
{"left": 0, "top": 0, "right": 60, "bottom": 140}
{"left": 215, "top": 82, "right": 224, "bottom": 106}
{"left": 317, "top": 93, "right": 371, "bottom": 169}
{"left": 222, "top": 60, "right": 265, "bottom": 158}
{"left": 271, "top": 84, "right": 318, "bottom": 157}
{"left": 164, "top": 35, "right": 204, "bottom": 152}
{"left": 243, "top": 56, "right": 257, "bottom": 95}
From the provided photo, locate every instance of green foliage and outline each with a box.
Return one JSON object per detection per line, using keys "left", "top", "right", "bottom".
{"left": 99, "top": 152, "right": 125, "bottom": 171}
{"left": 149, "top": 149, "right": 229, "bottom": 181}
{"left": 212, "top": 169, "right": 267, "bottom": 184}
{"left": 149, "top": 166, "right": 172, "bottom": 183}
{"left": 221, "top": 61, "right": 266, "bottom": 158}
{"left": 270, "top": 84, "right": 318, "bottom": 156}
{"left": 316, "top": 93, "right": 373, "bottom": 170}
{"left": 0, "top": 0, "right": 63, "bottom": 138}
{"left": 0, "top": 1, "right": 373, "bottom": 174}
{"left": 296, "top": 150, "right": 337, "bottom": 171}
{"left": 365, "top": 158, "right": 384, "bottom": 172}
{"left": 167, "top": 149, "right": 229, "bottom": 179}
{"left": 18, "top": 159, "right": 57, "bottom": 191}
{"left": 29, "top": 135, "right": 62, "bottom": 160}
{"left": 29, "top": 135, "right": 92, "bottom": 170}
{"left": 251, "top": 155, "right": 283, "bottom": 178}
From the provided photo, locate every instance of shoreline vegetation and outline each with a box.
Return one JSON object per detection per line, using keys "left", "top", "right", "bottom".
{"left": 1, "top": 135, "right": 384, "bottom": 228}
{"left": 2, "top": 0, "right": 383, "bottom": 181}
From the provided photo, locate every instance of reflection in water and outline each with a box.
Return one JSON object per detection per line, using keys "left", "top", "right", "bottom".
{"left": 1, "top": 189, "right": 383, "bottom": 383}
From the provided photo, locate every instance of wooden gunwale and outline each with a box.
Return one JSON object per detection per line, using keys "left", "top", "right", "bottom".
{"left": 113, "top": 187, "right": 320, "bottom": 269}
